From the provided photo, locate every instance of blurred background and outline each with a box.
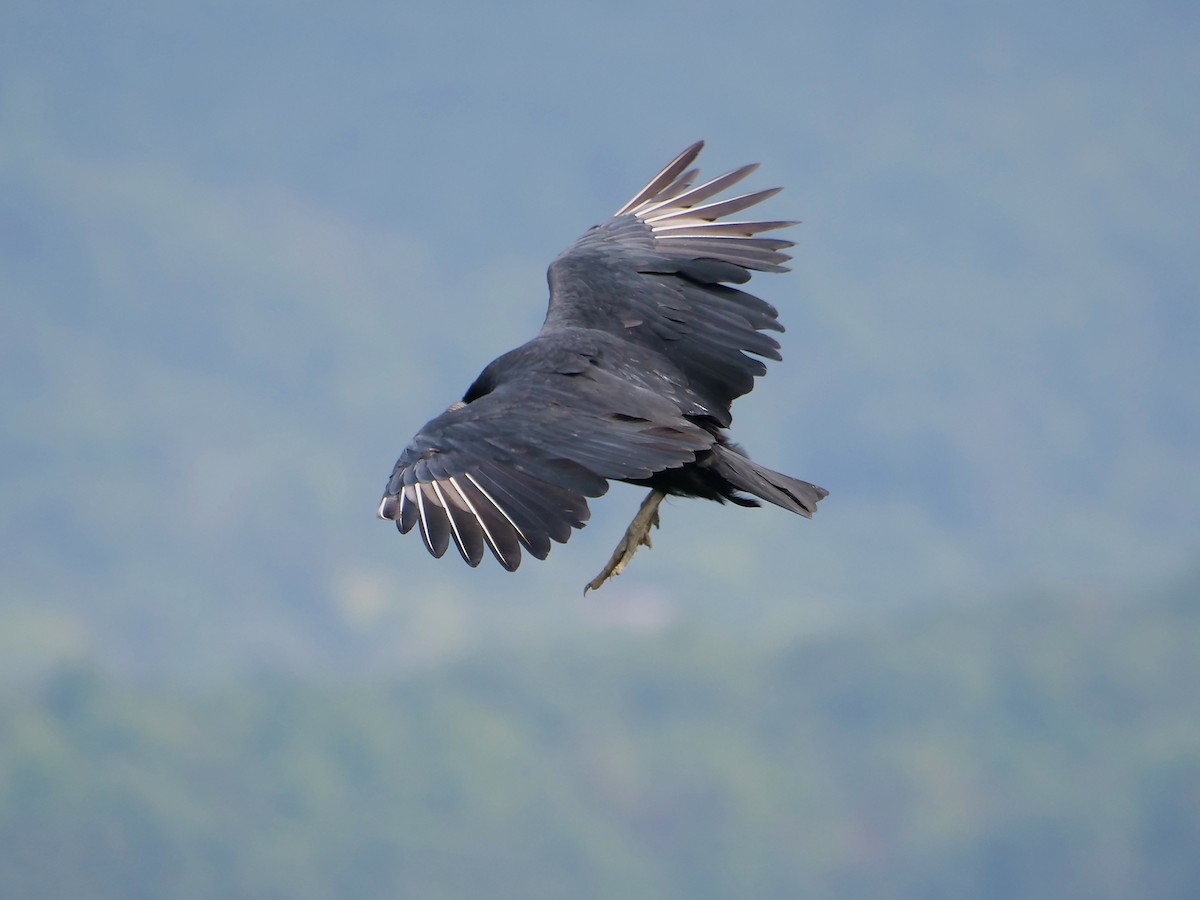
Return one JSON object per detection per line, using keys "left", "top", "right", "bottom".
{"left": 2, "top": 0, "right": 1198, "bottom": 896}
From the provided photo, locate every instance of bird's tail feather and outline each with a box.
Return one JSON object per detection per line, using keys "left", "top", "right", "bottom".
{"left": 712, "top": 445, "right": 828, "bottom": 518}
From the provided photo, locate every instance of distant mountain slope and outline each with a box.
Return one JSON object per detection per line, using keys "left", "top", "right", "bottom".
{"left": 1, "top": 575, "right": 1196, "bottom": 898}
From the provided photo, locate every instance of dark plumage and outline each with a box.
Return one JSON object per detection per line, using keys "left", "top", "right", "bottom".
{"left": 378, "top": 142, "right": 827, "bottom": 578}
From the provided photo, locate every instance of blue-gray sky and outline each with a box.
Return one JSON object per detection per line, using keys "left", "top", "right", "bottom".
{"left": 2, "top": 0, "right": 1197, "bottom": 673}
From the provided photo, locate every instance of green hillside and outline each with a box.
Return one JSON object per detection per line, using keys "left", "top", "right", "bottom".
{"left": 3, "top": 574, "right": 1196, "bottom": 899}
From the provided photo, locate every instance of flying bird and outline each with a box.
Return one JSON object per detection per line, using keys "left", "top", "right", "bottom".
{"left": 378, "top": 142, "right": 827, "bottom": 591}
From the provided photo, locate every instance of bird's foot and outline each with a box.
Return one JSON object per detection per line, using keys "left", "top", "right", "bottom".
{"left": 584, "top": 489, "right": 665, "bottom": 594}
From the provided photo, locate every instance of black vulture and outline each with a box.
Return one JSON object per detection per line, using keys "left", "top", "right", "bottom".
{"left": 378, "top": 142, "right": 827, "bottom": 590}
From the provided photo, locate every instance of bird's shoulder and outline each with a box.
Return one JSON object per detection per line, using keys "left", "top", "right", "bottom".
{"left": 462, "top": 328, "right": 716, "bottom": 421}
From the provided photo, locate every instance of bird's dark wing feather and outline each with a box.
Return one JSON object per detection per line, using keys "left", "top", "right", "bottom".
{"left": 378, "top": 375, "right": 712, "bottom": 570}
{"left": 541, "top": 141, "right": 795, "bottom": 426}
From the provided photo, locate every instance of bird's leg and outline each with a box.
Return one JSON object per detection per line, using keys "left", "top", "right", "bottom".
{"left": 584, "top": 489, "right": 665, "bottom": 594}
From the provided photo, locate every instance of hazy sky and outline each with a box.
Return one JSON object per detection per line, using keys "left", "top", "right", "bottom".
{"left": 3, "top": 0, "right": 1198, "bottom": 671}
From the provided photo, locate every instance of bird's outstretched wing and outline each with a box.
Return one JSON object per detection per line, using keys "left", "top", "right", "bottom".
{"left": 378, "top": 376, "right": 712, "bottom": 571}
{"left": 542, "top": 141, "right": 795, "bottom": 426}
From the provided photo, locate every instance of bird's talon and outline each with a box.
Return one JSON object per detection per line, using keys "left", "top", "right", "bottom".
{"left": 584, "top": 489, "right": 665, "bottom": 593}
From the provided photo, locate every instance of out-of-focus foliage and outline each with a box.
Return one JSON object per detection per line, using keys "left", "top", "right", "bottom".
{"left": 2, "top": 574, "right": 1196, "bottom": 899}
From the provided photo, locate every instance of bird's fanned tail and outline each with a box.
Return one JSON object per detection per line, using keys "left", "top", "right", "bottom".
{"left": 710, "top": 444, "right": 828, "bottom": 518}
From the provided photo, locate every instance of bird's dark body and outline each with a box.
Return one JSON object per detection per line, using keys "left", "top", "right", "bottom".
{"left": 463, "top": 330, "right": 770, "bottom": 506}
{"left": 628, "top": 447, "right": 761, "bottom": 507}
{"left": 379, "top": 143, "right": 827, "bottom": 572}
